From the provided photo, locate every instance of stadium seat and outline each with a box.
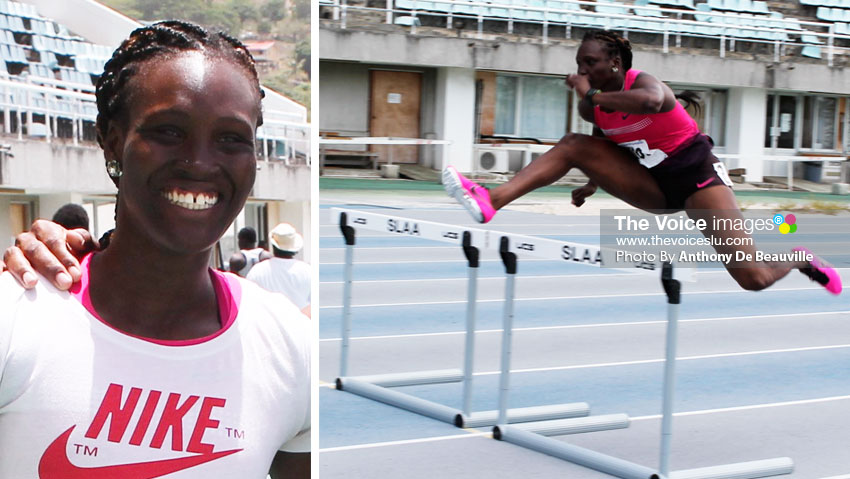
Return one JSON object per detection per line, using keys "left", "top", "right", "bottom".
{"left": 695, "top": 3, "right": 714, "bottom": 22}
{"left": 801, "top": 45, "right": 822, "bottom": 58}
{"left": 802, "top": 33, "right": 823, "bottom": 43}
{"left": 452, "top": 0, "right": 482, "bottom": 17}
{"left": 633, "top": 2, "right": 664, "bottom": 17}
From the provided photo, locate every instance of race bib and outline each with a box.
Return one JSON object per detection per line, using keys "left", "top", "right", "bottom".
{"left": 713, "top": 162, "right": 734, "bottom": 187}
{"left": 619, "top": 139, "right": 668, "bottom": 168}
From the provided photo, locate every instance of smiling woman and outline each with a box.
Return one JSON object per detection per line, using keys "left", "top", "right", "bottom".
{"left": 0, "top": 21, "right": 310, "bottom": 479}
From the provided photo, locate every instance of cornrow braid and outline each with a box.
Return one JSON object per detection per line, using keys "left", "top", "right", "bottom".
{"left": 582, "top": 29, "right": 633, "bottom": 72}
{"left": 95, "top": 20, "right": 264, "bottom": 149}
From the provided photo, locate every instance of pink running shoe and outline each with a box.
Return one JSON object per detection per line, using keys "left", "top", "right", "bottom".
{"left": 442, "top": 166, "right": 497, "bottom": 223}
{"left": 793, "top": 246, "right": 842, "bottom": 295}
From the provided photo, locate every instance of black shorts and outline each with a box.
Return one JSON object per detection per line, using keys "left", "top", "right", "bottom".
{"left": 647, "top": 134, "right": 733, "bottom": 211}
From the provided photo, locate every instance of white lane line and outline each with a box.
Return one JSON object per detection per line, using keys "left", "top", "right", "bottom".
{"left": 318, "top": 310, "right": 850, "bottom": 342}
{"left": 320, "top": 431, "right": 491, "bottom": 453}
{"left": 318, "top": 270, "right": 730, "bottom": 284}
{"left": 320, "top": 233, "right": 599, "bottom": 239}
{"left": 476, "top": 343, "right": 850, "bottom": 376}
{"left": 631, "top": 394, "right": 850, "bottom": 421}
{"left": 318, "top": 343, "right": 850, "bottom": 384}
{"left": 320, "top": 258, "right": 558, "bottom": 265}
{"left": 319, "top": 285, "right": 823, "bottom": 309}
{"left": 319, "top": 272, "right": 729, "bottom": 284}
{"left": 320, "top": 395, "right": 850, "bottom": 453}
{"left": 320, "top": 273, "right": 647, "bottom": 284}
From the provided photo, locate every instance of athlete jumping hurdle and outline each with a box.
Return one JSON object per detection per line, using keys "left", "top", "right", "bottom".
{"left": 444, "top": 29, "right": 841, "bottom": 296}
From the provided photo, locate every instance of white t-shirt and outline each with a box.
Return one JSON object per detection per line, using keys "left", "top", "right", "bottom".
{"left": 238, "top": 247, "right": 266, "bottom": 277}
{"left": 0, "top": 255, "right": 310, "bottom": 478}
{"left": 246, "top": 258, "right": 312, "bottom": 310}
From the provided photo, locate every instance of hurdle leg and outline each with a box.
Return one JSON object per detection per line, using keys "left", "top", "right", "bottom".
{"left": 461, "top": 231, "right": 480, "bottom": 418}
{"left": 659, "top": 263, "right": 682, "bottom": 477}
{"left": 660, "top": 263, "right": 793, "bottom": 479}
{"left": 497, "top": 236, "right": 518, "bottom": 425}
{"left": 339, "top": 213, "right": 356, "bottom": 378}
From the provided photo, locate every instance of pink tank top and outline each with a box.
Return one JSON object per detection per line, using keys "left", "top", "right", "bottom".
{"left": 593, "top": 69, "right": 699, "bottom": 156}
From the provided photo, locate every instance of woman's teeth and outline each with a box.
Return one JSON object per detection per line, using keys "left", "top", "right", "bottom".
{"left": 162, "top": 190, "right": 219, "bottom": 210}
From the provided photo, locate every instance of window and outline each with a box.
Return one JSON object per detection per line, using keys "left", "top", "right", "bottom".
{"left": 765, "top": 94, "right": 843, "bottom": 152}
{"left": 802, "top": 96, "right": 838, "bottom": 150}
{"left": 494, "top": 74, "right": 567, "bottom": 140}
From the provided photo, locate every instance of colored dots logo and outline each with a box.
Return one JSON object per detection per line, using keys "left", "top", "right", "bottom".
{"left": 773, "top": 213, "right": 797, "bottom": 234}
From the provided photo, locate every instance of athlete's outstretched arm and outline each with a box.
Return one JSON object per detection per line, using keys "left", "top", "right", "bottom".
{"left": 270, "top": 451, "right": 310, "bottom": 478}
{"left": 2, "top": 220, "right": 97, "bottom": 290}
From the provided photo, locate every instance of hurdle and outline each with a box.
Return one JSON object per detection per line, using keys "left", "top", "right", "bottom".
{"left": 493, "top": 262, "right": 794, "bottom": 479}
{"left": 333, "top": 207, "right": 633, "bottom": 428}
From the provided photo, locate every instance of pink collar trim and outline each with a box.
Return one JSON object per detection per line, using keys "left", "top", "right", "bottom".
{"left": 70, "top": 253, "right": 241, "bottom": 346}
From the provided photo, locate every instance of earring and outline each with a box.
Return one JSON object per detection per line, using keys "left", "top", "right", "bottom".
{"left": 612, "top": 66, "right": 619, "bottom": 73}
{"left": 106, "top": 160, "right": 122, "bottom": 178}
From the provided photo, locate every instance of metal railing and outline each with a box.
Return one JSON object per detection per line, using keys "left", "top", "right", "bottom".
{"left": 320, "top": 0, "right": 850, "bottom": 65}
{"left": 0, "top": 74, "right": 311, "bottom": 164}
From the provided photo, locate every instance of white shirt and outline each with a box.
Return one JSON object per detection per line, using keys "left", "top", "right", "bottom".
{"left": 247, "top": 258, "right": 312, "bottom": 310}
{"left": 238, "top": 248, "right": 266, "bottom": 277}
{"left": 0, "top": 260, "right": 310, "bottom": 478}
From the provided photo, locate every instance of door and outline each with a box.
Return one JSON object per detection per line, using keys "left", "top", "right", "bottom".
{"left": 369, "top": 70, "right": 421, "bottom": 164}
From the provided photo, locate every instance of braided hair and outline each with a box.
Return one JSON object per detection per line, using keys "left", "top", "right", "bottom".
{"left": 95, "top": 20, "right": 264, "bottom": 149}
{"left": 582, "top": 29, "right": 633, "bottom": 71}
{"left": 581, "top": 29, "right": 702, "bottom": 114}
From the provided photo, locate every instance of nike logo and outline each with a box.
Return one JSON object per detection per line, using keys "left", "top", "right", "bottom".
{"left": 696, "top": 178, "right": 714, "bottom": 189}
{"left": 39, "top": 426, "right": 242, "bottom": 479}
{"left": 622, "top": 113, "right": 630, "bottom": 120}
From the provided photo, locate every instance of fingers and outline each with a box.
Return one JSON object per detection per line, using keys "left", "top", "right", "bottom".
{"left": 3, "top": 245, "right": 41, "bottom": 289}
{"left": 66, "top": 228, "right": 97, "bottom": 254}
{"left": 31, "top": 221, "right": 91, "bottom": 282}
{"left": 15, "top": 230, "right": 75, "bottom": 290}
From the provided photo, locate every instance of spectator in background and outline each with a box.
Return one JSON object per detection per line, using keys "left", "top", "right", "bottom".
{"left": 247, "top": 223, "right": 311, "bottom": 312}
{"left": 229, "top": 226, "right": 265, "bottom": 276}
{"left": 52, "top": 203, "right": 89, "bottom": 231}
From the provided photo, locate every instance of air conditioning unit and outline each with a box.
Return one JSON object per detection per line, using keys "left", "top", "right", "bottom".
{"left": 474, "top": 147, "right": 510, "bottom": 173}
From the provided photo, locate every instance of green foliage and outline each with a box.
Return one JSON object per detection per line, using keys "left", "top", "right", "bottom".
{"left": 260, "top": 0, "right": 287, "bottom": 22}
{"left": 229, "top": 0, "right": 259, "bottom": 23}
{"left": 294, "top": 0, "right": 311, "bottom": 19}
{"left": 265, "top": 76, "right": 310, "bottom": 113}
{"left": 97, "top": 0, "right": 310, "bottom": 113}
{"left": 295, "top": 38, "right": 310, "bottom": 76}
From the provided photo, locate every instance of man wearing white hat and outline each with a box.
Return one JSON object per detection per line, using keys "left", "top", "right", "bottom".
{"left": 247, "top": 223, "right": 311, "bottom": 313}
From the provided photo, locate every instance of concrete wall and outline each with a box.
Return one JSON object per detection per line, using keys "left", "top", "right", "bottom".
{"left": 434, "top": 67, "right": 476, "bottom": 171}
{"left": 0, "top": 141, "right": 115, "bottom": 194}
{"left": 37, "top": 193, "right": 86, "bottom": 222}
{"left": 0, "top": 196, "right": 11, "bottom": 249}
{"left": 0, "top": 139, "right": 308, "bottom": 201}
{"left": 726, "top": 88, "right": 769, "bottom": 182}
{"left": 253, "top": 163, "right": 310, "bottom": 202}
{"left": 321, "top": 29, "right": 850, "bottom": 94}
{"left": 322, "top": 27, "right": 850, "bottom": 179}
{"left": 319, "top": 62, "right": 371, "bottom": 136}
